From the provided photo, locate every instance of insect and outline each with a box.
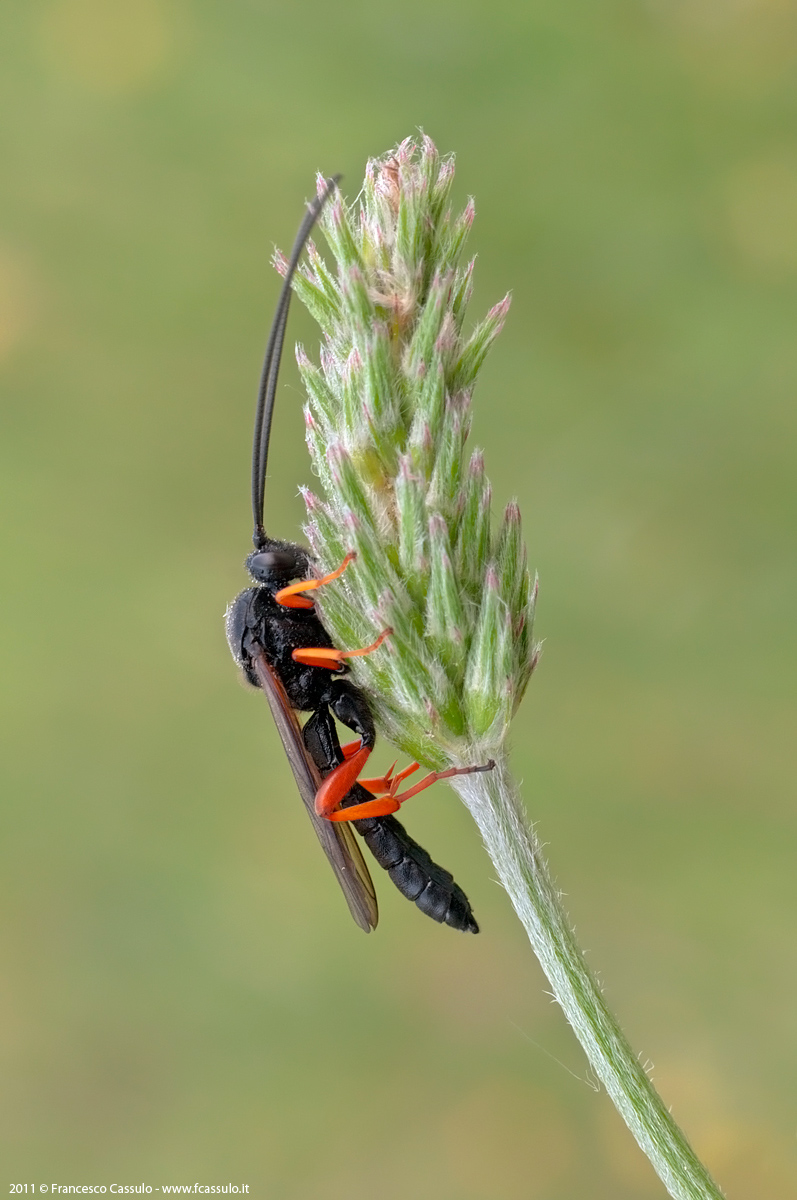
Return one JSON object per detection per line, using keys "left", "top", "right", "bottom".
{"left": 225, "top": 178, "right": 493, "bottom": 932}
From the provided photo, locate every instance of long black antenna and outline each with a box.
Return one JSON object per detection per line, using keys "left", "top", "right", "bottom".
{"left": 251, "top": 175, "right": 340, "bottom": 548}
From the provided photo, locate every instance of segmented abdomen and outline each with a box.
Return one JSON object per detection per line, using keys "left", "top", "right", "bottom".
{"left": 348, "top": 801, "right": 479, "bottom": 934}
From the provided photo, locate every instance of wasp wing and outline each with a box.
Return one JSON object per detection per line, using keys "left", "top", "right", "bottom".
{"left": 250, "top": 646, "right": 378, "bottom": 933}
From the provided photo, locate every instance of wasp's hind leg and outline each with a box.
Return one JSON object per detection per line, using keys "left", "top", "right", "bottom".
{"left": 321, "top": 759, "right": 496, "bottom": 822}
{"left": 305, "top": 680, "right": 382, "bottom": 818}
{"left": 312, "top": 680, "right": 496, "bottom": 823}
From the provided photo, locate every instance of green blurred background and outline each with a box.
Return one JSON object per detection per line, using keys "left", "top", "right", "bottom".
{"left": 2, "top": 1, "right": 795, "bottom": 1196}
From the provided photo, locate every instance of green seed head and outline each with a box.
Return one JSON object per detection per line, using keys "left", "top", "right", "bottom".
{"left": 289, "top": 136, "right": 539, "bottom": 769}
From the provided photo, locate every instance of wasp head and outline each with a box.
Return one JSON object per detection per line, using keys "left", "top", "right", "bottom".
{"left": 246, "top": 539, "right": 309, "bottom": 590}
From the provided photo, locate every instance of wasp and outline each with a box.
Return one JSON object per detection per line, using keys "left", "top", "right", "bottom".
{"left": 226, "top": 178, "right": 492, "bottom": 932}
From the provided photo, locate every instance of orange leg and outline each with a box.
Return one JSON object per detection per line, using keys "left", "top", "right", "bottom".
{"left": 338, "top": 739, "right": 404, "bottom": 792}
{"left": 292, "top": 626, "right": 392, "bottom": 670}
{"left": 314, "top": 745, "right": 374, "bottom": 818}
{"left": 359, "top": 760, "right": 417, "bottom": 794}
{"left": 314, "top": 747, "right": 495, "bottom": 823}
{"left": 275, "top": 551, "right": 356, "bottom": 609}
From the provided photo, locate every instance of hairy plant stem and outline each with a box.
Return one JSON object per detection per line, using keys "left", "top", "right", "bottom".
{"left": 451, "top": 753, "right": 725, "bottom": 1200}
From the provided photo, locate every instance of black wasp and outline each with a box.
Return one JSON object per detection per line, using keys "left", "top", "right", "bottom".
{"left": 226, "top": 177, "right": 492, "bottom": 933}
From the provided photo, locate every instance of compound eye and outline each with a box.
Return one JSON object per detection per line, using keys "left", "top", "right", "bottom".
{"left": 247, "top": 550, "right": 301, "bottom": 581}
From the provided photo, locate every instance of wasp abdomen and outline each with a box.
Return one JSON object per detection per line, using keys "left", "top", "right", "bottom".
{"left": 353, "top": 811, "right": 479, "bottom": 934}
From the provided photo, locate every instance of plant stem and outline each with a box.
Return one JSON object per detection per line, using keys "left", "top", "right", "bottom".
{"left": 451, "top": 752, "right": 725, "bottom": 1200}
